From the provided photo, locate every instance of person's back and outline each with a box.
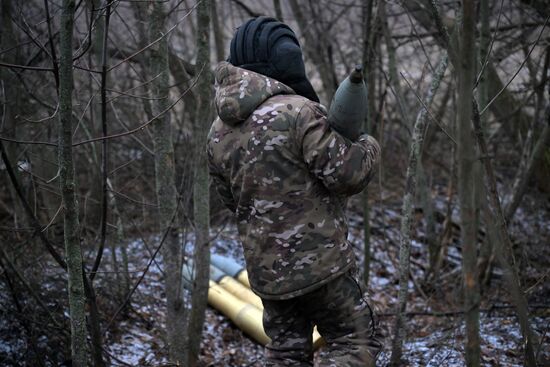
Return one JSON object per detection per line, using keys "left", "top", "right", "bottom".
{"left": 207, "top": 16, "right": 383, "bottom": 366}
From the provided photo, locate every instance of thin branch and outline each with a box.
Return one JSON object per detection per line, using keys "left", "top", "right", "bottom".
{"left": 104, "top": 195, "right": 181, "bottom": 331}
{"left": 72, "top": 64, "right": 204, "bottom": 147}
{"left": 480, "top": 14, "right": 549, "bottom": 115}
{"left": 0, "top": 141, "right": 66, "bottom": 269}
{"left": 41, "top": 202, "right": 63, "bottom": 233}
{"left": 230, "top": 0, "right": 261, "bottom": 17}
{"left": 0, "top": 61, "right": 54, "bottom": 72}
{"left": 475, "top": 0, "right": 505, "bottom": 87}
{"left": 43, "top": 0, "right": 60, "bottom": 90}
{"left": 107, "top": 0, "right": 201, "bottom": 72}
{"left": 0, "top": 135, "right": 57, "bottom": 146}
{"left": 472, "top": 100, "right": 539, "bottom": 366}
{"left": 90, "top": 0, "right": 112, "bottom": 283}
{"left": 400, "top": 71, "right": 456, "bottom": 145}
{"left": 109, "top": 100, "right": 154, "bottom": 155}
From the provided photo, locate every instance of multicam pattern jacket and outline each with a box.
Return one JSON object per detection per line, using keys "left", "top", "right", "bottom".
{"left": 207, "top": 61, "right": 380, "bottom": 300}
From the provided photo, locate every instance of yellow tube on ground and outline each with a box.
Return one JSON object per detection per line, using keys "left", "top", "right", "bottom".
{"left": 208, "top": 280, "right": 271, "bottom": 345}
{"left": 215, "top": 274, "right": 325, "bottom": 349}
{"left": 236, "top": 270, "right": 251, "bottom": 288}
{"left": 218, "top": 275, "right": 264, "bottom": 309}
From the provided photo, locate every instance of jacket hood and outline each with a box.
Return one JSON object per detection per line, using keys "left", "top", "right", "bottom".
{"left": 214, "top": 61, "right": 294, "bottom": 125}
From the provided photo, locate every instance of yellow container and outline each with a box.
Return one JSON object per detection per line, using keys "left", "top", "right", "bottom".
{"left": 237, "top": 269, "right": 251, "bottom": 288}
{"left": 208, "top": 280, "right": 270, "bottom": 345}
{"left": 218, "top": 275, "right": 264, "bottom": 310}
{"left": 212, "top": 274, "right": 325, "bottom": 349}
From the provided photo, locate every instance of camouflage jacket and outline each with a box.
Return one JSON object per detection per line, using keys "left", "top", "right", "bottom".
{"left": 207, "top": 62, "right": 380, "bottom": 300}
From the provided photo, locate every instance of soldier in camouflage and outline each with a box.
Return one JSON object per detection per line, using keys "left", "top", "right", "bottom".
{"left": 207, "top": 17, "right": 383, "bottom": 366}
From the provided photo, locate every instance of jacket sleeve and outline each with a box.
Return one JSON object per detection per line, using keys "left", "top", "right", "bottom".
{"left": 294, "top": 100, "right": 380, "bottom": 196}
{"left": 207, "top": 141, "right": 237, "bottom": 213}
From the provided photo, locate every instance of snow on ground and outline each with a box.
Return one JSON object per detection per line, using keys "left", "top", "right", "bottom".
{"left": 1, "top": 190, "right": 548, "bottom": 366}
{"left": 100, "top": 196, "right": 549, "bottom": 366}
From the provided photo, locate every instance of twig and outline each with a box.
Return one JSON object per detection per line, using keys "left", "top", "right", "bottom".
{"left": 0, "top": 61, "right": 54, "bottom": 72}
{"left": 21, "top": 103, "right": 59, "bottom": 123}
{"left": 104, "top": 193, "right": 182, "bottom": 332}
{"left": 475, "top": 0, "right": 504, "bottom": 87}
{"left": 472, "top": 100, "right": 539, "bottom": 366}
{"left": 108, "top": 188, "right": 158, "bottom": 207}
{"left": 0, "top": 135, "right": 57, "bottom": 146}
{"left": 480, "top": 14, "right": 549, "bottom": 116}
{"left": 0, "top": 141, "right": 66, "bottom": 269}
{"left": 72, "top": 64, "right": 204, "bottom": 147}
{"left": 90, "top": 0, "right": 112, "bottom": 283}
{"left": 109, "top": 100, "right": 154, "bottom": 155}
{"left": 43, "top": 0, "right": 60, "bottom": 90}
{"left": 400, "top": 71, "right": 456, "bottom": 145}
{"left": 230, "top": 0, "right": 260, "bottom": 17}
{"left": 41, "top": 202, "right": 63, "bottom": 232}
{"left": 107, "top": 0, "right": 201, "bottom": 72}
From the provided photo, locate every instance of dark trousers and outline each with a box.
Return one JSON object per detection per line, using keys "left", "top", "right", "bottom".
{"left": 262, "top": 270, "right": 384, "bottom": 366}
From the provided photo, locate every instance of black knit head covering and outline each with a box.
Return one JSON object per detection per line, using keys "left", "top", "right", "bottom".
{"left": 229, "top": 16, "right": 319, "bottom": 103}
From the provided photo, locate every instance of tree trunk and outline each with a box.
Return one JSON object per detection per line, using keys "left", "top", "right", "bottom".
{"left": 472, "top": 101, "right": 539, "bottom": 367}
{"left": 211, "top": 0, "right": 225, "bottom": 62}
{"left": 288, "top": 0, "right": 337, "bottom": 102}
{"left": 380, "top": 1, "right": 410, "bottom": 129}
{"left": 86, "top": 0, "right": 106, "bottom": 228}
{"left": 273, "top": 0, "right": 283, "bottom": 21}
{"left": 504, "top": 48, "right": 550, "bottom": 221}
{"left": 390, "top": 55, "right": 448, "bottom": 366}
{"left": 457, "top": 1, "right": 481, "bottom": 365}
{"left": 418, "top": 164, "right": 436, "bottom": 276}
{"left": 477, "top": 0, "right": 494, "bottom": 286}
{"left": 58, "top": 0, "right": 88, "bottom": 365}
{"left": 361, "top": 0, "right": 376, "bottom": 287}
{"left": 148, "top": 2, "right": 187, "bottom": 364}
{"left": 403, "top": 0, "right": 533, "bottom": 137}
{"left": 1, "top": 0, "right": 26, "bottom": 226}
{"left": 109, "top": 179, "right": 131, "bottom": 303}
{"left": 187, "top": 1, "right": 212, "bottom": 365}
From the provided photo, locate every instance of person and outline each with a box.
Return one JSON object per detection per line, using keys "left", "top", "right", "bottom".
{"left": 206, "top": 16, "right": 383, "bottom": 366}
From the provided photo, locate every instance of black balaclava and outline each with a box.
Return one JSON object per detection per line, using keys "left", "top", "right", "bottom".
{"left": 229, "top": 16, "right": 320, "bottom": 103}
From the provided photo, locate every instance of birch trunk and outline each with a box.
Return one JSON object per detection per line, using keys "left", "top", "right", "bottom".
{"left": 148, "top": 2, "right": 186, "bottom": 363}
{"left": 187, "top": 1, "right": 212, "bottom": 365}
{"left": 58, "top": 0, "right": 87, "bottom": 365}
{"left": 390, "top": 55, "right": 448, "bottom": 366}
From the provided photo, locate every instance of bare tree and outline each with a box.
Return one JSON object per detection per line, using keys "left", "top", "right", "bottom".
{"left": 457, "top": 1, "right": 481, "bottom": 365}
{"left": 361, "top": 0, "right": 377, "bottom": 286}
{"left": 148, "top": 1, "right": 186, "bottom": 363}
{"left": 58, "top": 0, "right": 87, "bottom": 364}
{"left": 390, "top": 55, "right": 448, "bottom": 366}
{"left": 472, "top": 100, "right": 540, "bottom": 366}
{"left": 187, "top": 0, "right": 212, "bottom": 365}
{"left": 0, "top": 1, "right": 549, "bottom": 365}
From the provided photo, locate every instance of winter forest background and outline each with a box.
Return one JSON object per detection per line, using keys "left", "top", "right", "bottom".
{"left": 0, "top": 0, "right": 549, "bottom": 366}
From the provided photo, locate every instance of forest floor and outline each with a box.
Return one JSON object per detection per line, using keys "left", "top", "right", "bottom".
{"left": 101, "top": 182, "right": 550, "bottom": 367}
{"left": 1, "top": 183, "right": 549, "bottom": 366}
